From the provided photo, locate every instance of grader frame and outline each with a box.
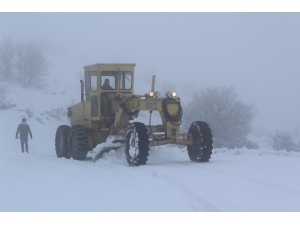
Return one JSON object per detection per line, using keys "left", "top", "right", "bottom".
{"left": 55, "top": 63, "right": 213, "bottom": 166}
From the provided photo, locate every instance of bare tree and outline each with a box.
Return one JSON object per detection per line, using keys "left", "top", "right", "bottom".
{"left": 182, "top": 86, "right": 256, "bottom": 149}
{"left": 15, "top": 42, "right": 25, "bottom": 83}
{"left": 0, "top": 36, "right": 15, "bottom": 80}
{"left": 267, "top": 131, "right": 296, "bottom": 152}
{"left": 20, "top": 41, "right": 49, "bottom": 87}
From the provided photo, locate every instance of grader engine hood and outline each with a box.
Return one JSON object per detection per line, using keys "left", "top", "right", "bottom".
{"left": 161, "top": 98, "right": 182, "bottom": 125}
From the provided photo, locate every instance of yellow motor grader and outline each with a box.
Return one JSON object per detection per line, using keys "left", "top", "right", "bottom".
{"left": 55, "top": 63, "right": 213, "bottom": 166}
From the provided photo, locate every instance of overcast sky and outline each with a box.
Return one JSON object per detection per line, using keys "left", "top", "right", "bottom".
{"left": 0, "top": 12, "right": 299, "bottom": 133}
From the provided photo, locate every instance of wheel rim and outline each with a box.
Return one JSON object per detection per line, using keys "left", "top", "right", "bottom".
{"left": 125, "top": 122, "right": 149, "bottom": 166}
{"left": 127, "top": 130, "right": 139, "bottom": 160}
{"left": 192, "top": 133, "right": 201, "bottom": 149}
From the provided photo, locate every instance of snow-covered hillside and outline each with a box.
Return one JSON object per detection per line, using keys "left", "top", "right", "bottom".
{"left": 1, "top": 63, "right": 300, "bottom": 223}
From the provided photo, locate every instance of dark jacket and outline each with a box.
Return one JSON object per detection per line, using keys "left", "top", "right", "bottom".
{"left": 16, "top": 122, "right": 32, "bottom": 138}
{"left": 101, "top": 84, "right": 113, "bottom": 90}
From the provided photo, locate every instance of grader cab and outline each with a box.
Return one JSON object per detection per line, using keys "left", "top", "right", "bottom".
{"left": 55, "top": 63, "right": 213, "bottom": 166}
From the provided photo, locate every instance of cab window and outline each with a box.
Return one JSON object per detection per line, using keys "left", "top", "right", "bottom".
{"left": 90, "top": 71, "right": 98, "bottom": 91}
{"left": 100, "top": 71, "right": 132, "bottom": 90}
{"left": 101, "top": 74, "right": 116, "bottom": 90}
{"left": 120, "top": 72, "right": 132, "bottom": 90}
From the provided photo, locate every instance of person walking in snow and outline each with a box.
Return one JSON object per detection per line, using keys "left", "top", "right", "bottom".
{"left": 15, "top": 118, "right": 33, "bottom": 153}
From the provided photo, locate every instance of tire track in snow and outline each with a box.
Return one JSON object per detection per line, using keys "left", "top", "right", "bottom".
{"left": 152, "top": 162, "right": 241, "bottom": 211}
{"left": 154, "top": 172, "right": 220, "bottom": 212}
{"left": 177, "top": 161, "right": 300, "bottom": 200}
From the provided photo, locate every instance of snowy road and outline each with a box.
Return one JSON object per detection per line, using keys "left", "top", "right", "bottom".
{"left": 1, "top": 140, "right": 300, "bottom": 212}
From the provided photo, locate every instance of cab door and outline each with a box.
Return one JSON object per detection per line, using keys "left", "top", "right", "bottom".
{"left": 100, "top": 73, "right": 117, "bottom": 117}
{"left": 88, "top": 71, "right": 99, "bottom": 118}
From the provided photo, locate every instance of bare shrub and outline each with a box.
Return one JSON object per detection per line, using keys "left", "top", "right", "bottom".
{"left": 45, "top": 107, "right": 66, "bottom": 121}
{"left": 18, "top": 107, "right": 34, "bottom": 118}
{"left": 35, "top": 117, "right": 44, "bottom": 124}
{"left": 25, "top": 107, "right": 34, "bottom": 118}
{"left": 267, "top": 131, "right": 296, "bottom": 152}
{"left": 182, "top": 86, "right": 256, "bottom": 149}
{"left": 243, "top": 140, "right": 260, "bottom": 150}
{"left": 0, "top": 83, "right": 16, "bottom": 110}
{"left": 0, "top": 83, "right": 7, "bottom": 108}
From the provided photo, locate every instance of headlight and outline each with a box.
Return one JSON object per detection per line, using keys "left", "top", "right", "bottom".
{"left": 154, "top": 91, "right": 160, "bottom": 97}
{"left": 149, "top": 91, "right": 154, "bottom": 97}
{"left": 171, "top": 92, "right": 177, "bottom": 98}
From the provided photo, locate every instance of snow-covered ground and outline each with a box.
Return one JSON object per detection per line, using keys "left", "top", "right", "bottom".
{"left": 1, "top": 64, "right": 300, "bottom": 223}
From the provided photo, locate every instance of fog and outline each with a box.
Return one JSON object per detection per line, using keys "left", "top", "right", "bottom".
{"left": 1, "top": 12, "right": 300, "bottom": 135}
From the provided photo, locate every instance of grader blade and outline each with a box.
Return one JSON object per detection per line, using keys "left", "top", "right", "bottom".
{"left": 92, "top": 137, "right": 125, "bottom": 163}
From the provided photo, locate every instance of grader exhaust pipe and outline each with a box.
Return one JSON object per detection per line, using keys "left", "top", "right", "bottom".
{"left": 80, "top": 80, "right": 84, "bottom": 102}
{"left": 151, "top": 75, "right": 155, "bottom": 92}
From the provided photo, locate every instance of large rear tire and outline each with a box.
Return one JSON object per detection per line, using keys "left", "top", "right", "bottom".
{"left": 187, "top": 121, "right": 213, "bottom": 162}
{"left": 68, "top": 125, "right": 88, "bottom": 160}
{"left": 125, "top": 122, "right": 149, "bottom": 166}
{"left": 55, "top": 125, "right": 71, "bottom": 159}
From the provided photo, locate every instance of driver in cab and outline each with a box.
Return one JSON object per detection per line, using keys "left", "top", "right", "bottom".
{"left": 102, "top": 78, "right": 113, "bottom": 90}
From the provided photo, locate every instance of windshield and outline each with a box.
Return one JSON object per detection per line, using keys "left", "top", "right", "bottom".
{"left": 100, "top": 71, "right": 132, "bottom": 90}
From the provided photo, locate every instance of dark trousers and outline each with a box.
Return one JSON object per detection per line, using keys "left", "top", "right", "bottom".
{"left": 20, "top": 136, "right": 28, "bottom": 152}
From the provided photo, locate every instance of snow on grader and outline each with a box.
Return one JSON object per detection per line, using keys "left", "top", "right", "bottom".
{"left": 55, "top": 63, "right": 213, "bottom": 166}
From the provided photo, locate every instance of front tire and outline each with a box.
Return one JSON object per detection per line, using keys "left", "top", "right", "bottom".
{"left": 187, "top": 121, "right": 213, "bottom": 162}
{"left": 68, "top": 125, "right": 88, "bottom": 160}
{"left": 55, "top": 125, "right": 71, "bottom": 159}
{"left": 125, "top": 122, "right": 149, "bottom": 166}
